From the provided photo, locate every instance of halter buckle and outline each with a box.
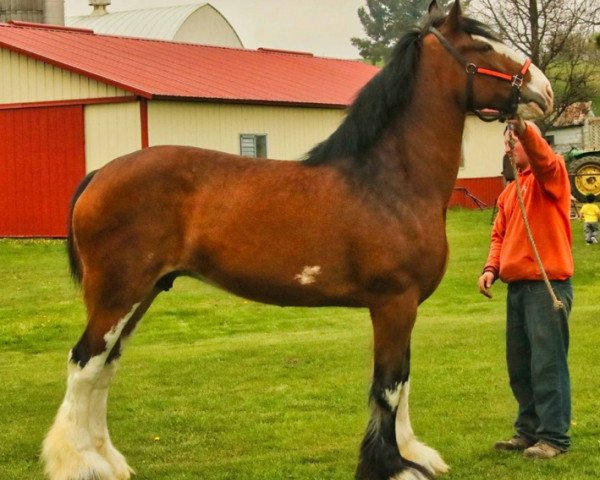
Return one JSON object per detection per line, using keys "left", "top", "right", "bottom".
{"left": 512, "top": 75, "right": 524, "bottom": 88}
{"left": 466, "top": 63, "right": 477, "bottom": 75}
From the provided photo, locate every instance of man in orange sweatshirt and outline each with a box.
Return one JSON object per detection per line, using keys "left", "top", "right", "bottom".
{"left": 478, "top": 116, "right": 574, "bottom": 459}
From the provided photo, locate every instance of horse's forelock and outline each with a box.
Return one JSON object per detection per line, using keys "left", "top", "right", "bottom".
{"left": 460, "top": 17, "right": 501, "bottom": 42}
{"left": 426, "top": 12, "right": 500, "bottom": 43}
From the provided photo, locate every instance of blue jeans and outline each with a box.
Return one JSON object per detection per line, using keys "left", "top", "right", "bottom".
{"left": 506, "top": 280, "right": 573, "bottom": 451}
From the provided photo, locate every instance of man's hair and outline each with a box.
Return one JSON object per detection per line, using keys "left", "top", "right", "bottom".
{"left": 586, "top": 193, "right": 596, "bottom": 203}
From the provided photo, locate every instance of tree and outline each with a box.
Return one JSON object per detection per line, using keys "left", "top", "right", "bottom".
{"left": 470, "top": 0, "right": 600, "bottom": 129}
{"left": 351, "top": 0, "right": 459, "bottom": 64}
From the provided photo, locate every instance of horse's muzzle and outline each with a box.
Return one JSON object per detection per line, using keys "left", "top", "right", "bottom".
{"left": 519, "top": 83, "right": 553, "bottom": 119}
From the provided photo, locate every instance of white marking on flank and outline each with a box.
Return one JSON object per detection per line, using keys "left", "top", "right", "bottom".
{"left": 294, "top": 266, "right": 322, "bottom": 285}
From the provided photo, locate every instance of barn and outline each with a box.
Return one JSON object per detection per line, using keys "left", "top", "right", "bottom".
{"left": 0, "top": 20, "right": 505, "bottom": 237}
{"left": 545, "top": 101, "right": 595, "bottom": 153}
{"left": 0, "top": 21, "right": 379, "bottom": 236}
{"left": 66, "top": 2, "right": 244, "bottom": 49}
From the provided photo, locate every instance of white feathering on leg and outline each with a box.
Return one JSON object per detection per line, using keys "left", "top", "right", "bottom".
{"left": 395, "top": 380, "right": 449, "bottom": 476}
{"left": 89, "top": 361, "right": 134, "bottom": 480}
{"left": 42, "top": 358, "right": 114, "bottom": 480}
{"left": 42, "top": 303, "right": 140, "bottom": 480}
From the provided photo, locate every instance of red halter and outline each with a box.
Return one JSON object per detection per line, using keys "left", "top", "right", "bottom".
{"left": 429, "top": 27, "right": 532, "bottom": 122}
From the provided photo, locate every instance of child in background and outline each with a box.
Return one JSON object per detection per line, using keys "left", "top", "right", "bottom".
{"left": 579, "top": 194, "right": 600, "bottom": 244}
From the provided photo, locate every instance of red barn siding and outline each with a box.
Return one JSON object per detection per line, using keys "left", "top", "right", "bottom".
{"left": 0, "top": 105, "right": 85, "bottom": 237}
{"left": 450, "top": 177, "right": 505, "bottom": 209}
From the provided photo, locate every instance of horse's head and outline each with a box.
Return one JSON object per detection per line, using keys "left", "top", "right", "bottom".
{"left": 427, "top": 0, "right": 553, "bottom": 121}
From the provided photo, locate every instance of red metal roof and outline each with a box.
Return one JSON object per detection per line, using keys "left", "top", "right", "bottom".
{"left": 0, "top": 21, "right": 379, "bottom": 107}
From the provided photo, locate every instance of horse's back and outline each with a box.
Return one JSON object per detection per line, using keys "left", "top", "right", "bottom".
{"left": 74, "top": 145, "right": 269, "bottom": 229}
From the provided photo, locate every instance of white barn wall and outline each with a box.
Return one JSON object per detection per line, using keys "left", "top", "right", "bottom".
{"left": 548, "top": 127, "right": 582, "bottom": 153}
{"left": 0, "top": 49, "right": 130, "bottom": 103}
{"left": 147, "top": 101, "right": 345, "bottom": 160}
{"left": 84, "top": 102, "right": 141, "bottom": 171}
{"left": 460, "top": 116, "right": 505, "bottom": 179}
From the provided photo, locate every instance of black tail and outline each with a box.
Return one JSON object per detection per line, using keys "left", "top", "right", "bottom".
{"left": 67, "top": 171, "right": 98, "bottom": 285}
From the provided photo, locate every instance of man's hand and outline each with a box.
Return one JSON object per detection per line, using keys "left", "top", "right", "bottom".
{"left": 506, "top": 115, "right": 527, "bottom": 136}
{"left": 478, "top": 271, "right": 495, "bottom": 299}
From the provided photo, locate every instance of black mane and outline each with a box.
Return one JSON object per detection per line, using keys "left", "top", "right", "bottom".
{"left": 303, "top": 15, "right": 499, "bottom": 167}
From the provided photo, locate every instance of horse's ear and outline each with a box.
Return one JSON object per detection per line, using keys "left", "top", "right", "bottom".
{"left": 444, "top": 0, "right": 463, "bottom": 32}
{"left": 428, "top": 0, "right": 441, "bottom": 14}
{"left": 450, "top": 0, "right": 463, "bottom": 17}
{"left": 450, "top": 0, "right": 462, "bottom": 16}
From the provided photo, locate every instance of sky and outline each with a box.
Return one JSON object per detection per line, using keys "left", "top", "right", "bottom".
{"left": 64, "top": 0, "right": 367, "bottom": 59}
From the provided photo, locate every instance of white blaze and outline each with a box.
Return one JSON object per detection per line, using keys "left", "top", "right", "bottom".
{"left": 472, "top": 35, "right": 528, "bottom": 65}
{"left": 472, "top": 35, "right": 553, "bottom": 117}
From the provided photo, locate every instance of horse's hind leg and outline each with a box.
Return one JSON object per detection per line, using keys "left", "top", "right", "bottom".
{"left": 89, "top": 290, "right": 160, "bottom": 479}
{"left": 42, "top": 286, "right": 159, "bottom": 480}
{"left": 356, "top": 294, "right": 447, "bottom": 480}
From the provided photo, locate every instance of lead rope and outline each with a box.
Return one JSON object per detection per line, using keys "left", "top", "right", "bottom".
{"left": 506, "top": 124, "right": 565, "bottom": 311}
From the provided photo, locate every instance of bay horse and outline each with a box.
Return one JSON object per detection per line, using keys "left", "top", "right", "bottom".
{"left": 42, "top": 2, "right": 553, "bottom": 479}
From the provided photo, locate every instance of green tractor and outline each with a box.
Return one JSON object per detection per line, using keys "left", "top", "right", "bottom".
{"left": 565, "top": 149, "right": 600, "bottom": 202}
{"left": 562, "top": 117, "right": 600, "bottom": 202}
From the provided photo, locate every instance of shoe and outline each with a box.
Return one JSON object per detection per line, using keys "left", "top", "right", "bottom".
{"left": 592, "top": 237, "right": 598, "bottom": 244}
{"left": 523, "top": 441, "right": 564, "bottom": 459}
{"left": 494, "top": 435, "right": 535, "bottom": 451}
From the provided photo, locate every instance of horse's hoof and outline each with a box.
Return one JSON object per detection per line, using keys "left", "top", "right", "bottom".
{"left": 42, "top": 448, "right": 114, "bottom": 480}
{"left": 391, "top": 467, "right": 433, "bottom": 480}
{"left": 98, "top": 442, "right": 134, "bottom": 480}
{"left": 42, "top": 427, "right": 114, "bottom": 480}
{"left": 401, "top": 439, "right": 449, "bottom": 476}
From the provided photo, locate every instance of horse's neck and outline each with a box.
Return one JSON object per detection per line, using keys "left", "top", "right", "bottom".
{"left": 380, "top": 74, "right": 466, "bottom": 207}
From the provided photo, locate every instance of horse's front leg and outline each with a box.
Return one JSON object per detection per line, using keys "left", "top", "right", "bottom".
{"left": 356, "top": 294, "right": 447, "bottom": 480}
{"left": 396, "top": 379, "right": 448, "bottom": 476}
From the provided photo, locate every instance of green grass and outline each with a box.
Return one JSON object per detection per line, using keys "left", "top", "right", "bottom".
{"left": 1, "top": 209, "right": 599, "bottom": 479}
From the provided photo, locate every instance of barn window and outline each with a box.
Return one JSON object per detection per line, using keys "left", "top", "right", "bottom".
{"left": 240, "top": 134, "right": 267, "bottom": 158}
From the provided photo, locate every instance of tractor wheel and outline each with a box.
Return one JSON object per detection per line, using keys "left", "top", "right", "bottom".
{"left": 569, "top": 156, "right": 600, "bottom": 202}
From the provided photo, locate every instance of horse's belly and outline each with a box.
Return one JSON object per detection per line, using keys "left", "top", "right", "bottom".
{"left": 203, "top": 267, "right": 361, "bottom": 307}
{"left": 186, "top": 237, "right": 362, "bottom": 307}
